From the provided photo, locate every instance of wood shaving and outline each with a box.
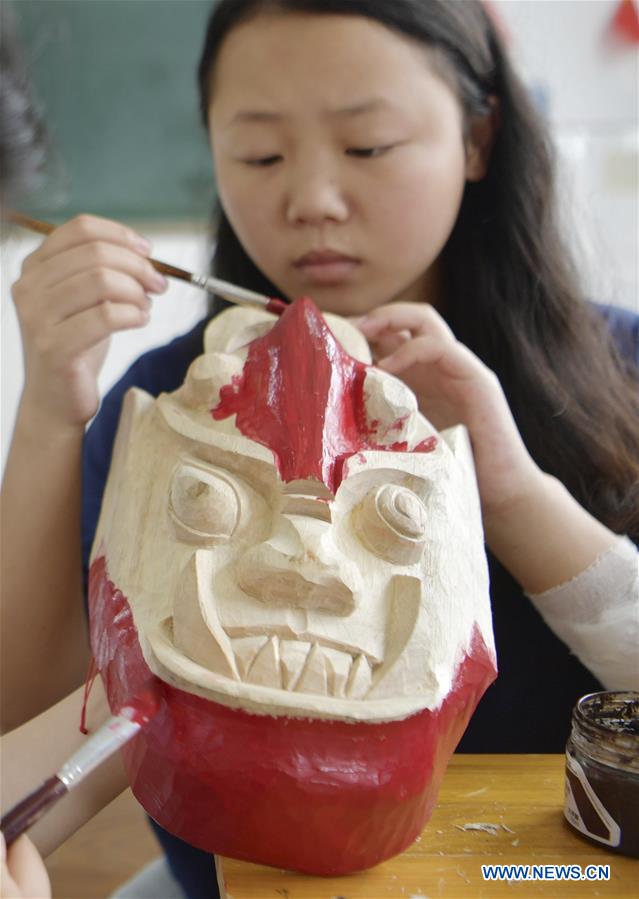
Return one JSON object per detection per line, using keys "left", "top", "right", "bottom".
{"left": 464, "top": 786, "right": 489, "bottom": 797}
{"left": 455, "top": 822, "right": 502, "bottom": 835}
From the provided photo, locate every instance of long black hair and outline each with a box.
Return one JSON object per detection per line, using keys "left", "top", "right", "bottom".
{"left": 197, "top": 0, "right": 639, "bottom": 541}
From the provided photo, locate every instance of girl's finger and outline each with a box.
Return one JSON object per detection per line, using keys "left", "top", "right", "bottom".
{"left": 4, "top": 834, "right": 51, "bottom": 899}
{"left": 46, "top": 300, "right": 151, "bottom": 359}
{"left": 36, "top": 269, "right": 153, "bottom": 327}
{"left": 358, "top": 302, "right": 455, "bottom": 341}
{"left": 367, "top": 329, "right": 411, "bottom": 361}
{"left": 33, "top": 242, "right": 167, "bottom": 295}
{"left": 377, "top": 333, "right": 481, "bottom": 382}
{"left": 21, "top": 214, "right": 151, "bottom": 271}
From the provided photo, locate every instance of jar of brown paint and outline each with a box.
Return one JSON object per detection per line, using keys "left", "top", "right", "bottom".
{"left": 564, "top": 691, "right": 639, "bottom": 858}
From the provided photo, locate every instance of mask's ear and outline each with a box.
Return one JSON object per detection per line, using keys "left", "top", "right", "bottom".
{"left": 465, "top": 96, "right": 500, "bottom": 182}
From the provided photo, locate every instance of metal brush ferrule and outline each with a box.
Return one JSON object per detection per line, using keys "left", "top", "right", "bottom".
{"left": 57, "top": 716, "right": 140, "bottom": 789}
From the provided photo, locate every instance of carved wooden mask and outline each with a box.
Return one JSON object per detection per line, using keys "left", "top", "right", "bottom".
{"left": 89, "top": 298, "right": 496, "bottom": 873}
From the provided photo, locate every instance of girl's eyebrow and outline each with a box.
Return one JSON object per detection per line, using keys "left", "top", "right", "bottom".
{"left": 230, "top": 110, "right": 284, "bottom": 125}
{"left": 331, "top": 98, "right": 393, "bottom": 118}
{"left": 228, "top": 98, "right": 394, "bottom": 126}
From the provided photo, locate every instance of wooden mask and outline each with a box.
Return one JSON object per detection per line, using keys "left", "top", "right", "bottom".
{"left": 89, "top": 299, "right": 496, "bottom": 874}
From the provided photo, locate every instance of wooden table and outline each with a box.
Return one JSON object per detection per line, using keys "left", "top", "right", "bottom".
{"left": 217, "top": 755, "right": 638, "bottom": 897}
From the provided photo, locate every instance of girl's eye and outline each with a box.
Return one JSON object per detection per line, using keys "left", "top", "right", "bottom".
{"left": 244, "top": 155, "right": 283, "bottom": 167}
{"left": 346, "top": 145, "right": 393, "bottom": 159}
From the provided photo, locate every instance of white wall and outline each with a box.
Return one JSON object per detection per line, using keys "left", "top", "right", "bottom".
{"left": 2, "top": 0, "right": 637, "bottom": 472}
{"left": 495, "top": 0, "right": 638, "bottom": 308}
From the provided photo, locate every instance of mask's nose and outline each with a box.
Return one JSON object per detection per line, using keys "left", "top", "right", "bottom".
{"left": 236, "top": 514, "right": 355, "bottom": 615}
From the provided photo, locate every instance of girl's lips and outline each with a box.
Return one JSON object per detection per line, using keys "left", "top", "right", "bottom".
{"left": 293, "top": 251, "right": 361, "bottom": 285}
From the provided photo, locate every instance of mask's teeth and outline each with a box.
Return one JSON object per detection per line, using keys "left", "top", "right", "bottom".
{"left": 294, "top": 643, "right": 328, "bottom": 696}
{"left": 233, "top": 635, "right": 269, "bottom": 679}
{"left": 346, "top": 653, "right": 372, "bottom": 699}
{"left": 323, "top": 647, "right": 353, "bottom": 698}
{"left": 279, "top": 639, "right": 312, "bottom": 690}
{"left": 245, "top": 635, "right": 281, "bottom": 688}
{"left": 231, "top": 636, "right": 370, "bottom": 700}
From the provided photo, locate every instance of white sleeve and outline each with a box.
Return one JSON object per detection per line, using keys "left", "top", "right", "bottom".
{"left": 527, "top": 536, "right": 639, "bottom": 690}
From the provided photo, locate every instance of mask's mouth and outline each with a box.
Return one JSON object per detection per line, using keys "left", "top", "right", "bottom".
{"left": 147, "top": 614, "right": 385, "bottom": 712}
{"left": 165, "top": 550, "right": 381, "bottom": 702}
{"left": 228, "top": 633, "right": 375, "bottom": 698}
{"left": 148, "top": 551, "right": 441, "bottom": 720}
{"left": 144, "top": 572, "right": 444, "bottom": 722}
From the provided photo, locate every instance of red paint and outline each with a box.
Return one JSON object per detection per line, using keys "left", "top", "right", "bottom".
{"left": 414, "top": 436, "right": 439, "bottom": 453}
{"left": 610, "top": 0, "right": 639, "bottom": 43}
{"left": 79, "top": 654, "right": 99, "bottom": 734}
{"left": 89, "top": 555, "right": 496, "bottom": 875}
{"left": 119, "top": 681, "right": 161, "bottom": 727}
{"left": 213, "top": 297, "right": 436, "bottom": 495}
{"left": 265, "top": 297, "right": 288, "bottom": 316}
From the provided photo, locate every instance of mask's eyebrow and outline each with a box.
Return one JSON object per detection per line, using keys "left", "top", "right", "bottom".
{"left": 227, "top": 97, "right": 394, "bottom": 127}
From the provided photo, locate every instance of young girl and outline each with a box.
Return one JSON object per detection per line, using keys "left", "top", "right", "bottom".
{"left": 3, "top": 1, "right": 637, "bottom": 896}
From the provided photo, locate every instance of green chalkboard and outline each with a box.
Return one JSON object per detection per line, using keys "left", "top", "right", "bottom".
{"left": 11, "top": 0, "right": 217, "bottom": 222}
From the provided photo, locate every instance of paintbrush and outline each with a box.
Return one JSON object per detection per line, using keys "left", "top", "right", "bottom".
{"left": 0, "top": 683, "right": 160, "bottom": 848}
{"left": 7, "top": 210, "right": 287, "bottom": 314}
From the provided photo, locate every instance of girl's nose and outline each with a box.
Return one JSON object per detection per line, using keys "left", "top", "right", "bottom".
{"left": 285, "top": 167, "right": 350, "bottom": 226}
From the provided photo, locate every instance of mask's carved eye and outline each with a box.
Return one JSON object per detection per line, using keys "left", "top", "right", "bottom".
{"left": 169, "top": 464, "right": 239, "bottom": 545}
{"left": 354, "top": 484, "right": 427, "bottom": 564}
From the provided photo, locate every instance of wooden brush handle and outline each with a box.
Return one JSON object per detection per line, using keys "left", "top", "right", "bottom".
{"left": 6, "top": 210, "right": 55, "bottom": 237}
{"left": 6, "top": 210, "right": 193, "bottom": 283}
{"left": 0, "top": 775, "right": 67, "bottom": 847}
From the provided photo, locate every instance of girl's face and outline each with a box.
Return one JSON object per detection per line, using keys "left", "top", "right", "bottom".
{"left": 208, "top": 12, "right": 482, "bottom": 316}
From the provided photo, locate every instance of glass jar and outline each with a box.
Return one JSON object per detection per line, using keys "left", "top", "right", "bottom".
{"left": 564, "top": 691, "right": 639, "bottom": 858}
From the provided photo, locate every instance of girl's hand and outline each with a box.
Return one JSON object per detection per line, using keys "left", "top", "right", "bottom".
{"left": 355, "top": 302, "right": 544, "bottom": 516}
{"left": 0, "top": 833, "right": 51, "bottom": 899}
{"left": 11, "top": 214, "right": 168, "bottom": 429}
